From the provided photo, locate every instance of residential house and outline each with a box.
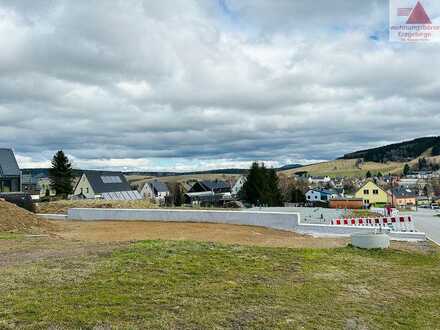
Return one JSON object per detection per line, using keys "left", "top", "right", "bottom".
{"left": 188, "top": 180, "right": 231, "bottom": 194}
{"left": 21, "top": 170, "right": 45, "bottom": 195}
{"left": 20, "top": 172, "right": 57, "bottom": 199}
{"left": 308, "top": 176, "right": 332, "bottom": 185}
{"left": 355, "top": 181, "right": 390, "bottom": 207}
{"left": 73, "top": 171, "right": 141, "bottom": 200}
{"left": 389, "top": 187, "right": 416, "bottom": 208}
{"left": 38, "top": 177, "right": 56, "bottom": 198}
{"left": 399, "top": 178, "right": 419, "bottom": 188}
{"left": 186, "top": 180, "right": 232, "bottom": 206}
{"left": 0, "top": 148, "right": 21, "bottom": 192}
{"left": 381, "top": 175, "right": 394, "bottom": 184}
{"left": 140, "top": 180, "right": 170, "bottom": 202}
{"left": 305, "top": 188, "right": 339, "bottom": 203}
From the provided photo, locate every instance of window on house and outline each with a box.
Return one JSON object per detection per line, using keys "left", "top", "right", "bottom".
{"left": 86, "top": 188, "right": 89, "bottom": 193}
{"left": 363, "top": 189, "right": 369, "bottom": 195}
{"left": 373, "top": 189, "right": 379, "bottom": 195}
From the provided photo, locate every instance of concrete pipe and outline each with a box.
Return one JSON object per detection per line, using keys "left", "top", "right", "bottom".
{"left": 351, "top": 233, "right": 390, "bottom": 249}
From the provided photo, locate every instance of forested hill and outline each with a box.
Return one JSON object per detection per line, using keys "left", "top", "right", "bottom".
{"left": 341, "top": 137, "right": 440, "bottom": 162}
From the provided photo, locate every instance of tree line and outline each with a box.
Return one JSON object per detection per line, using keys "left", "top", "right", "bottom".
{"left": 239, "top": 162, "right": 306, "bottom": 206}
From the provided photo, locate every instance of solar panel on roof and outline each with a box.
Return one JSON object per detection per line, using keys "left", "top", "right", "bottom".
{"left": 102, "top": 190, "right": 142, "bottom": 201}
{"left": 101, "top": 176, "right": 122, "bottom": 184}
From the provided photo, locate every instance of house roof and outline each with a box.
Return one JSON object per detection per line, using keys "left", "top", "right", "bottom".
{"left": 308, "top": 188, "right": 337, "bottom": 195}
{"left": 357, "top": 180, "right": 387, "bottom": 193}
{"left": 391, "top": 187, "right": 416, "bottom": 198}
{"left": 180, "top": 182, "right": 193, "bottom": 193}
{"left": 0, "top": 149, "right": 20, "bottom": 177}
{"left": 149, "top": 180, "right": 169, "bottom": 193}
{"left": 200, "top": 180, "right": 231, "bottom": 191}
{"left": 82, "top": 171, "right": 131, "bottom": 194}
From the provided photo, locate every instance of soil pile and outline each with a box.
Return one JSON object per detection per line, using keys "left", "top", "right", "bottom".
{"left": 0, "top": 200, "right": 57, "bottom": 233}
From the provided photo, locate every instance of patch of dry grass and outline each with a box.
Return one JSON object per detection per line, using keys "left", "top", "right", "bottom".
{"left": 281, "top": 159, "right": 405, "bottom": 177}
{"left": 281, "top": 155, "right": 440, "bottom": 178}
{"left": 36, "top": 199, "right": 156, "bottom": 214}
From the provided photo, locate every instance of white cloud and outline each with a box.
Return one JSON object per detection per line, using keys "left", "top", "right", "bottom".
{"left": 117, "top": 81, "right": 153, "bottom": 99}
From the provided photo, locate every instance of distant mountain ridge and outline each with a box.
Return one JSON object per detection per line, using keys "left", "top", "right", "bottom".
{"left": 22, "top": 164, "right": 303, "bottom": 177}
{"left": 341, "top": 137, "right": 440, "bottom": 162}
{"left": 124, "top": 164, "right": 303, "bottom": 176}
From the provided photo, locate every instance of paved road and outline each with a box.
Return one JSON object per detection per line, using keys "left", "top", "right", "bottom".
{"left": 409, "top": 209, "right": 440, "bottom": 245}
{"left": 248, "top": 207, "right": 440, "bottom": 244}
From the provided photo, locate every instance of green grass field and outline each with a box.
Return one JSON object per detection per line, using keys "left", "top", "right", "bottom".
{"left": 1, "top": 240, "right": 439, "bottom": 329}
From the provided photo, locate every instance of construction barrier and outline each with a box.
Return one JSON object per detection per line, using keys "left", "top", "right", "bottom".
{"left": 331, "top": 216, "right": 415, "bottom": 232}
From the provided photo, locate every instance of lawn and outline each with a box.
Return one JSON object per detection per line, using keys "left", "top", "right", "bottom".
{"left": 1, "top": 239, "right": 439, "bottom": 329}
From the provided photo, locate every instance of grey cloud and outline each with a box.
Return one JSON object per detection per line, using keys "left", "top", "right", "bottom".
{"left": 0, "top": 0, "right": 439, "bottom": 171}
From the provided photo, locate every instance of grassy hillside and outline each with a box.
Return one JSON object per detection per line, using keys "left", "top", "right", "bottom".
{"left": 342, "top": 136, "right": 440, "bottom": 162}
{"left": 281, "top": 156, "right": 440, "bottom": 178}
{"left": 280, "top": 159, "right": 404, "bottom": 177}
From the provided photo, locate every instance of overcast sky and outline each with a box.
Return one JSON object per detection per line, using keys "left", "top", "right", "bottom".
{"left": 1, "top": 0, "right": 439, "bottom": 171}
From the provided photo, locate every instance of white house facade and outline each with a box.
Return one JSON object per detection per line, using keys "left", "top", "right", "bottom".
{"left": 73, "top": 173, "right": 96, "bottom": 199}
{"left": 140, "top": 180, "right": 170, "bottom": 202}
{"left": 306, "top": 189, "right": 339, "bottom": 202}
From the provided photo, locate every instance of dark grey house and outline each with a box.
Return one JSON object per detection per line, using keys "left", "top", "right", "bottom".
{"left": 0, "top": 148, "right": 21, "bottom": 192}
{"left": 188, "top": 180, "right": 231, "bottom": 194}
{"left": 186, "top": 180, "right": 233, "bottom": 206}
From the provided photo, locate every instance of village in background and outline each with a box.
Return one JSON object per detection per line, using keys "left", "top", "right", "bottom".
{"left": 2, "top": 138, "right": 440, "bottom": 215}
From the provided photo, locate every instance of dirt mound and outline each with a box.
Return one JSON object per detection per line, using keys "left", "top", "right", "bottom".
{"left": 0, "top": 200, "right": 57, "bottom": 233}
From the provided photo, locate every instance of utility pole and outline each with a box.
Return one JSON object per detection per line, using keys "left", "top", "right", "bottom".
{"left": 391, "top": 176, "right": 395, "bottom": 209}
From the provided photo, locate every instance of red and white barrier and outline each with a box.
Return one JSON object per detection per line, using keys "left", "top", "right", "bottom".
{"left": 331, "top": 215, "right": 415, "bottom": 232}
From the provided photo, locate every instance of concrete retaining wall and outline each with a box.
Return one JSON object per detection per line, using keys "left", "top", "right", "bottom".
{"left": 37, "top": 213, "right": 68, "bottom": 221}
{"left": 295, "top": 223, "right": 390, "bottom": 237}
{"left": 64, "top": 208, "right": 426, "bottom": 241}
{"left": 67, "top": 208, "right": 300, "bottom": 232}
{"left": 388, "top": 231, "right": 427, "bottom": 241}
